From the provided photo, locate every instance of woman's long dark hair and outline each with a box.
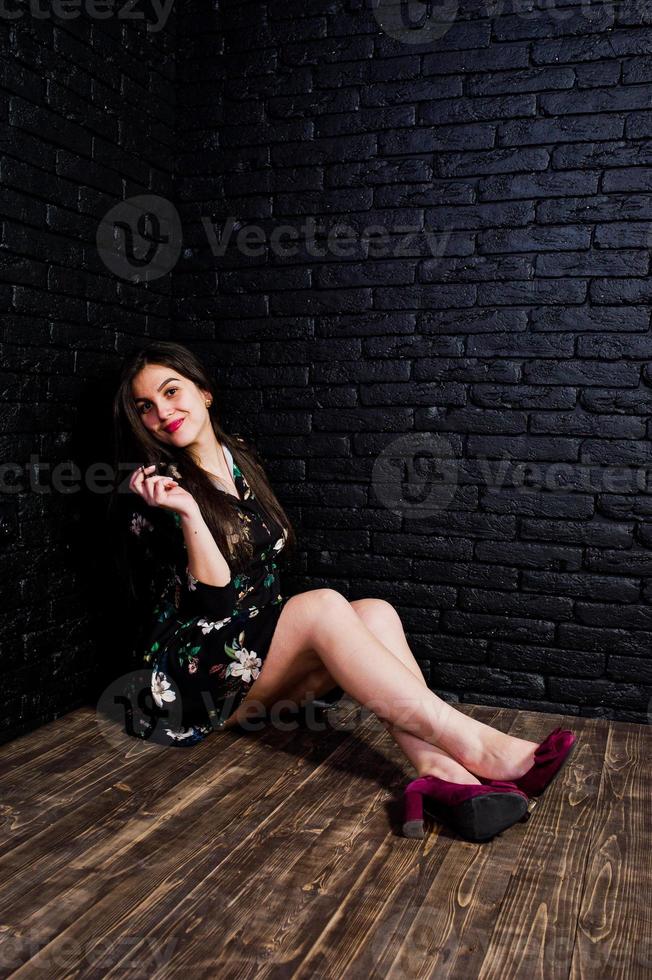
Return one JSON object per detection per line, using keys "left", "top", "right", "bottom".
{"left": 109, "top": 340, "right": 298, "bottom": 602}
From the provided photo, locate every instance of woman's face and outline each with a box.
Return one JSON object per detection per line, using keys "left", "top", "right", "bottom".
{"left": 131, "top": 363, "right": 212, "bottom": 447}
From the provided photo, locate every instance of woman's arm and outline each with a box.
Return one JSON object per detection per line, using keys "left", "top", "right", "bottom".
{"left": 180, "top": 506, "right": 231, "bottom": 588}
{"left": 127, "top": 465, "right": 238, "bottom": 622}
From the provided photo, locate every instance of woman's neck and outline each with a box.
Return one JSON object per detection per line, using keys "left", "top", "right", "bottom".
{"left": 200, "top": 442, "right": 231, "bottom": 482}
{"left": 189, "top": 431, "right": 228, "bottom": 478}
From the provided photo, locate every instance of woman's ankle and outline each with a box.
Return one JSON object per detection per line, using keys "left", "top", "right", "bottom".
{"left": 417, "top": 761, "right": 481, "bottom": 784}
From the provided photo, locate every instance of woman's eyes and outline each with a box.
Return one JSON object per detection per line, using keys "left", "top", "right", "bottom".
{"left": 139, "top": 388, "right": 178, "bottom": 414}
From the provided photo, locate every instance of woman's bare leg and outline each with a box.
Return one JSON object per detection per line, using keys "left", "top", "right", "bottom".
{"left": 223, "top": 590, "right": 540, "bottom": 782}
{"left": 347, "top": 599, "right": 482, "bottom": 783}
{"left": 226, "top": 651, "right": 480, "bottom": 783}
{"left": 233, "top": 601, "right": 480, "bottom": 783}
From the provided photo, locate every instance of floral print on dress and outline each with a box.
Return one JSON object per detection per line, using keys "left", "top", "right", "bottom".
{"left": 224, "top": 630, "right": 262, "bottom": 684}
{"left": 130, "top": 512, "right": 155, "bottom": 536}
{"left": 164, "top": 725, "right": 208, "bottom": 742}
{"left": 197, "top": 616, "right": 233, "bottom": 635}
{"left": 233, "top": 462, "right": 254, "bottom": 501}
{"left": 237, "top": 509, "right": 255, "bottom": 547}
{"left": 151, "top": 670, "right": 176, "bottom": 708}
{"left": 235, "top": 573, "right": 256, "bottom": 605}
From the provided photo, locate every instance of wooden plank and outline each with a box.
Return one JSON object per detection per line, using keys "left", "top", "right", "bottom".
{"left": 0, "top": 701, "right": 366, "bottom": 975}
{"left": 0, "top": 725, "right": 153, "bottom": 855}
{"left": 473, "top": 712, "right": 608, "bottom": 980}
{"left": 207, "top": 703, "right": 446, "bottom": 980}
{"left": 284, "top": 706, "right": 536, "bottom": 980}
{"left": 0, "top": 712, "right": 266, "bottom": 883}
{"left": 1, "top": 697, "right": 649, "bottom": 980}
{"left": 100, "top": 702, "right": 386, "bottom": 978}
{"left": 249, "top": 705, "right": 506, "bottom": 980}
{"left": 569, "top": 719, "right": 652, "bottom": 980}
{"left": 0, "top": 707, "right": 93, "bottom": 778}
{"left": 102, "top": 703, "right": 519, "bottom": 979}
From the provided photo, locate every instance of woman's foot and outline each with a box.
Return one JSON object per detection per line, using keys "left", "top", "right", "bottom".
{"left": 494, "top": 728, "right": 577, "bottom": 797}
{"left": 418, "top": 758, "right": 481, "bottom": 786}
{"left": 465, "top": 730, "right": 541, "bottom": 782}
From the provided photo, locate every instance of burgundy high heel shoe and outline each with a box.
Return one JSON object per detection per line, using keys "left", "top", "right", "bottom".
{"left": 480, "top": 727, "right": 577, "bottom": 797}
{"left": 402, "top": 775, "right": 531, "bottom": 843}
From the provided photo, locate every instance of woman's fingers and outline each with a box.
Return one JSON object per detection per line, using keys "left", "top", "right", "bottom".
{"left": 129, "top": 463, "right": 156, "bottom": 494}
{"left": 142, "top": 472, "right": 179, "bottom": 507}
{"left": 152, "top": 477, "right": 177, "bottom": 500}
{"left": 130, "top": 466, "right": 178, "bottom": 505}
{"left": 144, "top": 474, "right": 167, "bottom": 501}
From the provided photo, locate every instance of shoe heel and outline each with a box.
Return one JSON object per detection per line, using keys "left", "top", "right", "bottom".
{"left": 402, "top": 790, "right": 425, "bottom": 838}
{"left": 452, "top": 791, "right": 529, "bottom": 842}
{"left": 520, "top": 798, "right": 539, "bottom": 823}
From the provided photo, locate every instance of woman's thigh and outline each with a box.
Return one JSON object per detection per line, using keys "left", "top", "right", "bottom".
{"left": 228, "top": 587, "right": 346, "bottom": 708}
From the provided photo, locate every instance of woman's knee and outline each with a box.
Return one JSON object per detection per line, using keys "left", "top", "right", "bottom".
{"left": 282, "top": 588, "right": 350, "bottom": 648}
{"left": 350, "top": 597, "right": 401, "bottom": 632}
{"left": 285, "top": 587, "right": 349, "bottom": 620}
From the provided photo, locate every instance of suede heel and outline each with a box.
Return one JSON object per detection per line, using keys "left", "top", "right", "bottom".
{"left": 402, "top": 775, "right": 531, "bottom": 843}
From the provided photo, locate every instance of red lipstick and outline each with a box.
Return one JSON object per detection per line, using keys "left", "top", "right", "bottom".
{"left": 164, "top": 418, "right": 184, "bottom": 433}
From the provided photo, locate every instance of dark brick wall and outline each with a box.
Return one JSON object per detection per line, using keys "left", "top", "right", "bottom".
{"left": 174, "top": 0, "right": 652, "bottom": 724}
{"left": 1, "top": 11, "right": 176, "bottom": 744}
{"left": 3, "top": 0, "right": 652, "bottom": 746}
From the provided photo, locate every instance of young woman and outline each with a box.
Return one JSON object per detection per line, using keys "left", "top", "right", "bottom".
{"left": 110, "top": 341, "right": 577, "bottom": 843}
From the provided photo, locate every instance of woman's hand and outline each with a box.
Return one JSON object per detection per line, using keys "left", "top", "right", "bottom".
{"left": 129, "top": 464, "right": 199, "bottom": 520}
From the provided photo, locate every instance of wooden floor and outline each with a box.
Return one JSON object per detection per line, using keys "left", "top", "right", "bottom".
{"left": 0, "top": 697, "right": 650, "bottom": 979}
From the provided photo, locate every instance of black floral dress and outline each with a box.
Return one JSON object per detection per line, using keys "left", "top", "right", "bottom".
{"left": 124, "top": 442, "right": 294, "bottom": 747}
